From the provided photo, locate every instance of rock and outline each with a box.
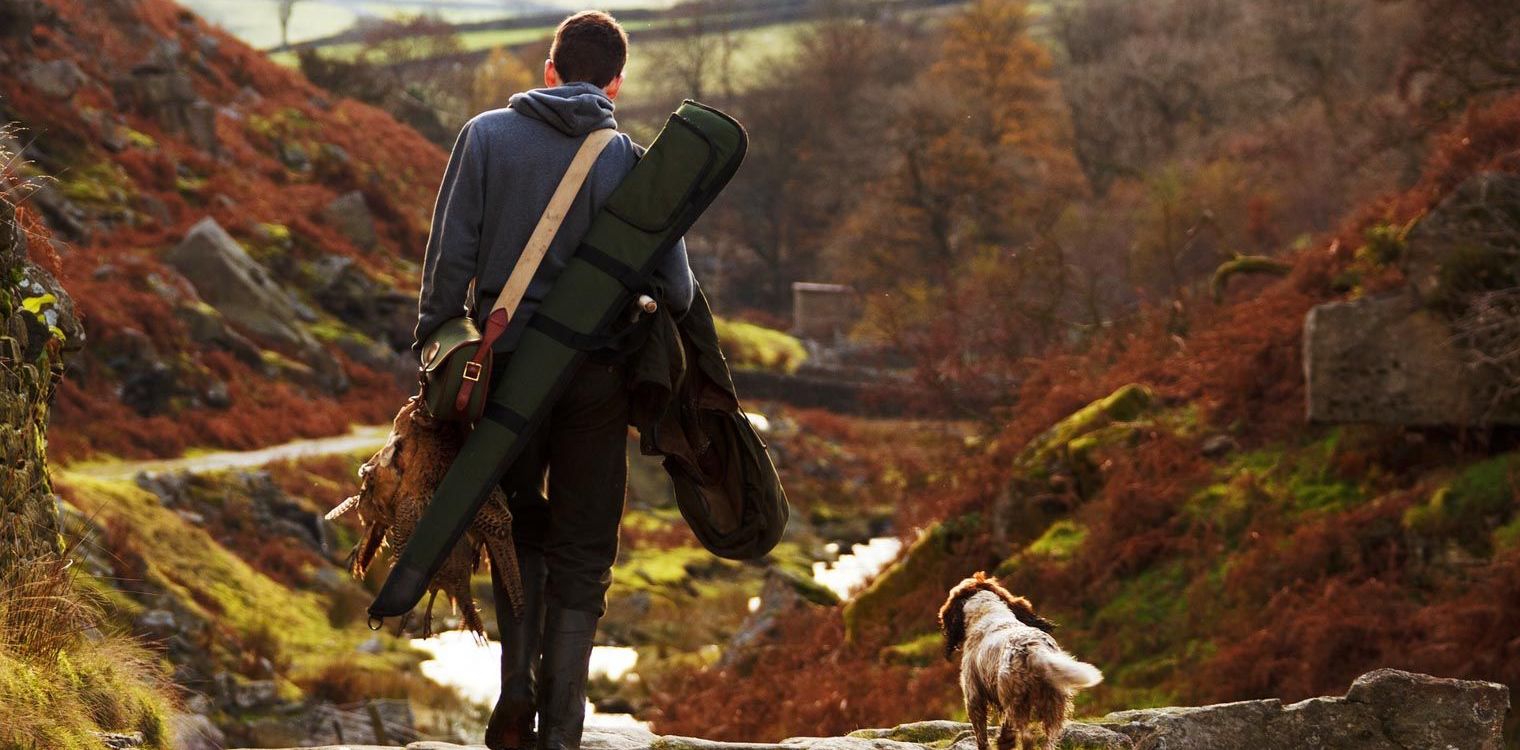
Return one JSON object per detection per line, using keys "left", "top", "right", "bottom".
{"left": 583, "top": 728, "right": 661, "bottom": 750}
{"left": 1055, "top": 724, "right": 1133, "bottom": 749}
{"left": 175, "top": 300, "right": 262, "bottom": 365}
{"left": 223, "top": 676, "right": 279, "bottom": 711}
{"left": 21, "top": 59, "right": 86, "bottom": 99}
{"left": 312, "top": 255, "right": 415, "bottom": 348}
{"left": 104, "top": 328, "right": 182, "bottom": 416}
{"left": 90, "top": 732, "right": 144, "bottom": 749}
{"left": 722, "top": 568, "right": 836, "bottom": 668}
{"left": 323, "top": 190, "right": 380, "bottom": 250}
{"left": 1344, "top": 668, "right": 1509, "bottom": 750}
{"left": 1095, "top": 669, "right": 1508, "bottom": 750}
{"left": 848, "top": 720, "right": 969, "bottom": 744}
{"left": 652, "top": 738, "right": 793, "bottom": 750}
{"left": 279, "top": 141, "right": 311, "bottom": 171}
{"left": 1100, "top": 700, "right": 1284, "bottom": 750}
{"left": 243, "top": 699, "right": 416, "bottom": 747}
{"left": 1303, "top": 292, "right": 1520, "bottom": 424}
{"left": 1198, "top": 434, "right": 1237, "bottom": 459}
{"left": 780, "top": 738, "right": 924, "bottom": 750}
{"left": 166, "top": 218, "right": 309, "bottom": 349}
{"left": 116, "top": 58, "right": 219, "bottom": 154}
{"left": 203, "top": 379, "right": 231, "bottom": 408}
{"left": 136, "top": 471, "right": 192, "bottom": 505}
{"left": 166, "top": 218, "right": 346, "bottom": 392}
{"left": 169, "top": 712, "right": 225, "bottom": 750}
{"left": 1403, "top": 173, "right": 1520, "bottom": 304}
{"left": 134, "top": 608, "right": 176, "bottom": 636}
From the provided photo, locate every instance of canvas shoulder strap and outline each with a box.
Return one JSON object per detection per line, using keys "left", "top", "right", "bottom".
{"left": 488, "top": 127, "right": 619, "bottom": 322}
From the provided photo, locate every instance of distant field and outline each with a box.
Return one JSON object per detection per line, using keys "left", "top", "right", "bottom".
{"left": 182, "top": 0, "right": 675, "bottom": 49}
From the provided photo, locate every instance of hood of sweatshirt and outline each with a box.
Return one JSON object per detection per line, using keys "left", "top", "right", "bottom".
{"left": 508, "top": 81, "right": 618, "bottom": 136}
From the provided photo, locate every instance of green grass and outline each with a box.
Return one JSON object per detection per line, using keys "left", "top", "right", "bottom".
{"left": 57, "top": 476, "right": 422, "bottom": 691}
{"left": 713, "top": 316, "right": 808, "bottom": 373}
{"left": 0, "top": 557, "right": 175, "bottom": 749}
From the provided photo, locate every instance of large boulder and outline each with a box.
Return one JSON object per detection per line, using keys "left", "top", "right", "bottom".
{"left": 115, "top": 53, "right": 218, "bottom": 154}
{"left": 322, "top": 191, "right": 379, "bottom": 250}
{"left": 166, "top": 218, "right": 346, "bottom": 392}
{"left": 166, "top": 218, "right": 310, "bottom": 349}
{"left": 1307, "top": 172, "right": 1520, "bottom": 426}
{"left": 1096, "top": 669, "right": 1508, "bottom": 750}
{"left": 1402, "top": 173, "right": 1520, "bottom": 306}
{"left": 311, "top": 255, "right": 414, "bottom": 349}
{"left": 1302, "top": 292, "right": 1510, "bottom": 424}
{"left": 21, "top": 59, "right": 86, "bottom": 99}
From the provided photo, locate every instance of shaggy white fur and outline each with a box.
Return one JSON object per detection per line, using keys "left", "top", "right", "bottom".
{"left": 940, "top": 573, "right": 1102, "bottom": 750}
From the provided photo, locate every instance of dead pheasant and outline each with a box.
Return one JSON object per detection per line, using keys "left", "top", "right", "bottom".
{"left": 328, "top": 397, "right": 524, "bottom": 637}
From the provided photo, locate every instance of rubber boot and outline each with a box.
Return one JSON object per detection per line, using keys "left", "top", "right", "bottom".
{"left": 485, "top": 550, "right": 547, "bottom": 750}
{"left": 535, "top": 606, "right": 600, "bottom": 750}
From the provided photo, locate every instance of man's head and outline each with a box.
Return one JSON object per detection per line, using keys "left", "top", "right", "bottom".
{"left": 546, "top": 10, "right": 628, "bottom": 99}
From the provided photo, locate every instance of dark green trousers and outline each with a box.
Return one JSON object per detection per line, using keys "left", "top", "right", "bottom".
{"left": 492, "top": 357, "right": 629, "bottom": 616}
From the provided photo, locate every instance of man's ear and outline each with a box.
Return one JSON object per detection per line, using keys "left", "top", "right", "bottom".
{"left": 544, "top": 59, "right": 560, "bottom": 88}
{"left": 604, "top": 74, "right": 623, "bottom": 100}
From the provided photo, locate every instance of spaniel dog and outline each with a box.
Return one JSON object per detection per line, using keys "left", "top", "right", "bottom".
{"left": 939, "top": 572, "right": 1102, "bottom": 750}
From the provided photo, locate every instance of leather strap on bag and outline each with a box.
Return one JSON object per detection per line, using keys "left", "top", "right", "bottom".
{"left": 454, "top": 127, "right": 618, "bottom": 414}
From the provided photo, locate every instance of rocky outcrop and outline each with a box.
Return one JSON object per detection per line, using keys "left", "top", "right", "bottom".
{"left": 0, "top": 182, "right": 81, "bottom": 571}
{"left": 114, "top": 42, "right": 219, "bottom": 154}
{"left": 311, "top": 255, "right": 415, "bottom": 349}
{"left": 21, "top": 58, "right": 86, "bottom": 99}
{"left": 168, "top": 218, "right": 310, "bottom": 349}
{"left": 1304, "top": 172, "right": 1520, "bottom": 425}
{"left": 323, "top": 190, "right": 380, "bottom": 251}
{"left": 1097, "top": 669, "right": 1508, "bottom": 750}
{"left": 165, "top": 217, "right": 346, "bottom": 392}
{"left": 238, "top": 670, "right": 1509, "bottom": 750}
{"left": 1302, "top": 292, "right": 1505, "bottom": 424}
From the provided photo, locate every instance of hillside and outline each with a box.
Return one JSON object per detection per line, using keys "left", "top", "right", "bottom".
{"left": 646, "top": 92, "right": 1520, "bottom": 743}
{"left": 1, "top": 0, "right": 440, "bottom": 462}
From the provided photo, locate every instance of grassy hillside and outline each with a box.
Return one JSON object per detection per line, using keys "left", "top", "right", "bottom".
{"left": 648, "top": 91, "right": 1520, "bottom": 744}
{"left": 1, "top": 0, "right": 448, "bottom": 461}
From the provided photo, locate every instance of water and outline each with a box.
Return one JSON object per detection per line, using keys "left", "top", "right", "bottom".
{"left": 414, "top": 535, "right": 904, "bottom": 725}
{"left": 811, "top": 537, "right": 905, "bottom": 600}
{"left": 409, "top": 632, "right": 646, "bottom": 730}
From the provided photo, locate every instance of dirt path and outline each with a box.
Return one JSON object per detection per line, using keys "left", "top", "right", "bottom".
{"left": 61, "top": 424, "right": 390, "bottom": 482}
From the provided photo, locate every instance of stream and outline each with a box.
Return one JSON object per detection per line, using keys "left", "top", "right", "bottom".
{"left": 412, "top": 536, "right": 905, "bottom": 729}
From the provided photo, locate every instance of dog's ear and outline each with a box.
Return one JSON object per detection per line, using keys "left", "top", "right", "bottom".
{"left": 1007, "top": 597, "right": 1057, "bottom": 634}
{"left": 938, "top": 578, "right": 976, "bottom": 661}
{"left": 939, "top": 595, "right": 967, "bottom": 661}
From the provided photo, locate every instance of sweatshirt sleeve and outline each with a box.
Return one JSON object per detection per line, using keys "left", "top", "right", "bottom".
{"left": 413, "top": 120, "right": 487, "bottom": 356}
{"left": 656, "top": 236, "right": 696, "bottom": 314}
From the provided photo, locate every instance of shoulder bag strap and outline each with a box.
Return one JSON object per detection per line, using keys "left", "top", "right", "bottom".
{"left": 455, "top": 127, "right": 618, "bottom": 413}
{"left": 488, "top": 127, "right": 619, "bottom": 323}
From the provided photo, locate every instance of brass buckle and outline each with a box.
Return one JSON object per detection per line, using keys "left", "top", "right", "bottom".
{"left": 462, "top": 361, "right": 483, "bottom": 382}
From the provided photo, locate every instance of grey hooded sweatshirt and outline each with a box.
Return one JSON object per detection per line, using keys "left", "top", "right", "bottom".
{"left": 413, "top": 82, "right": 694, "bottom": 355}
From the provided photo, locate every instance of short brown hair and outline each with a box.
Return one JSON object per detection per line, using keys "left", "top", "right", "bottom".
{"left": 550, "top": 11, "right": 628, "bottom": 88}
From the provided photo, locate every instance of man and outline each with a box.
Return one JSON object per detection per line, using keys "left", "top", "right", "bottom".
{"left": 412, "top": 11, "right": 694, "bottom": 750}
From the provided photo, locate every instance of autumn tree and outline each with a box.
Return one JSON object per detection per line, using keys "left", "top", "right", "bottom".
{"left": 472, "top": 46, "right": 538, "bottom": 115}
{"left": 829, "top": 0, "right": 1083, "bottom": 410}
{"left": 276, "top": 0, "right": 302, "bottom": 49}
{"left": 704, "top": 15, "right": 927, "bottom": 311}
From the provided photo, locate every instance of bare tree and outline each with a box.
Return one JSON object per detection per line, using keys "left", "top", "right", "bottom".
{"left": 277, "top": 0, "right": 301, "bottom": 49}
{"left": 643, "top": 1, "right": 740, "bottom": 104}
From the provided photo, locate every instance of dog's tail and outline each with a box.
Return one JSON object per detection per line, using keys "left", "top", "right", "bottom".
{"left": 1034, "top": 648, "right": 1103, "bottom": 691}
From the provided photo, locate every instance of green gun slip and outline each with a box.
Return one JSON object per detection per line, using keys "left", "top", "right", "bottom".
{"left": 369, "top": 101, "right": 748, "bottom": 621}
